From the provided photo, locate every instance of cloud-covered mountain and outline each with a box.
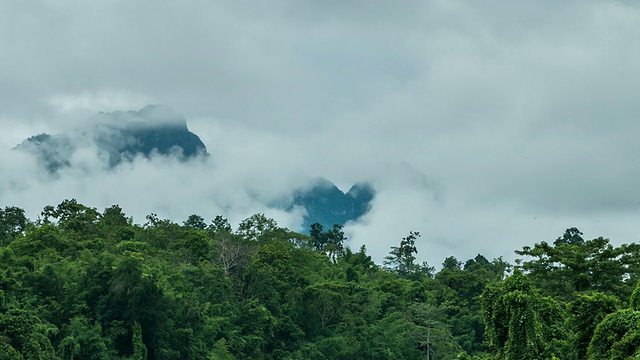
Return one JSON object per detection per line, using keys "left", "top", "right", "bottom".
{"left": 13, "top": 105, "right": 374, "bottom": 231}
{"left": 15, "top": 105, "right": 208, "bottom": 172}
{"left": 290, "top": 177, "right": 374, "bottom": 231}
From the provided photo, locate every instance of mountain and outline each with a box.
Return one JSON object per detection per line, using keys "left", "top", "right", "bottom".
{"left": 15, "top": 105, "right": 374, "bottom": 230}
{"left": 291, "top": 177, "right": 375, "bottom": 232}
{"left": 16, "top": 105, "right": 208, "bottom": 171}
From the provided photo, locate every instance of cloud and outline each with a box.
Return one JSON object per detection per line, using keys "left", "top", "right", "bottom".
{"left": 3, "top": 0, "right": 640, "bottom": 265}
{"left": 1, "top": 136, "right": 308, "bottom": 233}
{"left": 50, "top": 91, "right": 155, "bottom": 114}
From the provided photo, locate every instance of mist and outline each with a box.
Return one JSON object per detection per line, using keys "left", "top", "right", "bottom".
{"left": 2, "top": 0, "right": 640, "bottom": 266}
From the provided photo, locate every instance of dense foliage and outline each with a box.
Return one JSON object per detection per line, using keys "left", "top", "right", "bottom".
{"left": 1, "top": 201, "right": 640, "bottom": 359}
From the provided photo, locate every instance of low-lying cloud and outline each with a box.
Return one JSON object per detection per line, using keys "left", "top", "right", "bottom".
{"left": 2, "top": 0, "right": 640, "bottom": 266}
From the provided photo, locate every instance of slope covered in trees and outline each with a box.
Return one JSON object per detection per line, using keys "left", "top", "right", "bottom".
{"left": 1, "top": 201, "right": 640, "bottom": 359}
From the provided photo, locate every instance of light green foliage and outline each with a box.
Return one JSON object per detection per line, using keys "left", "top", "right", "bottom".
{"left": 209, "top": 339, "right": 236, "bottom": 360}
{"left": 131, "top": 322, "right": 147, "bottom": 360}
{"left": 631, "top": 282, "right": 640, "bottom": 310}
{"left": 586, "top": 280, "right": 640, "bottom": 359}
{"left": 513, "top": 229, "right": 640, "bottom": 359}
{"left": 516, "top": 228, "right": 640, "bottom": 299}
{"left": 482, "top": 271, "right": 568, "bottom": 360}
{"left": 587, "top": 309, "right": 640, "bottom": 359}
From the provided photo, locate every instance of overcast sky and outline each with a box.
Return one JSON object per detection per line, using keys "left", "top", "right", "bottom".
{"left": 2, "top": 0, "right": 640, "bottom": 266}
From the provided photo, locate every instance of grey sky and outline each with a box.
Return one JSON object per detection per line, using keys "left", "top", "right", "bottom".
{"left": 2, "top": 0, "right": 640, "bottom": 265}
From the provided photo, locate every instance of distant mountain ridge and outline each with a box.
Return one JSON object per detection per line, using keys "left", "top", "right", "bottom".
{"left": 290, "top": 177, "right": 375, "bottom": 231}
{"left": 15, "top": 105, "right": 374, "bottom": 230}
{"left": 16, "top": 105, "right": 208, "bottom": 171}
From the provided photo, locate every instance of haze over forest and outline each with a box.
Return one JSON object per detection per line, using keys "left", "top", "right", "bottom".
{"left": 2, "top": 0, "right": 640, "bottom": 266}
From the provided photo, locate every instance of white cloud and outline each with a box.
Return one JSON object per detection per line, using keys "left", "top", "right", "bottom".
{"left": 3, "top": 0, "right": 640, "bottom": 265}
{"left": 49, "top": 91, "right": 155, "bottom": 114}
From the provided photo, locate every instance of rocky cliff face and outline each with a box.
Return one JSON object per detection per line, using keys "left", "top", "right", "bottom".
{"left": 291, "top": 178, "right": 375, "bottom": 231}
{"left": 16, "top": 105, "right": 208, "bottom": 172}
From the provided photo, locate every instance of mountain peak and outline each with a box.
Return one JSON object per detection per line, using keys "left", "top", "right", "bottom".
{"left": 347, "top": 182, "right": 375, "bottom": 201}
{"left": 16, "top": 105, "right": 207, "bottom": 171}
{"left": 291, "top": 177, "right": 375, "bottom": 231}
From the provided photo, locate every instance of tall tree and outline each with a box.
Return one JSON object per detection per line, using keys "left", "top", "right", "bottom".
{"left": 384, "top": 231, "right": 420, "bottom": 278}
{"left": 0, "top": 206, "right": 27, "bottom": 246}
{"left": 41, "top": 199, "right": 100, "bottom": 233}
{"left": 586, "top": 280, "right": 640, "bottom": 359}
{"left": 309, "top": 222, "right": 326, "bottom": 251}
{"left": 554, "top": 227, "right": 584, "bottom": 246}
{"left": 208, "top": 215, "right": 232, "bottom": 234}
{"left": 308, "top": 223, "right": 346, "bottom": 262}
{"left": 236, "top": 214, "right": 278, "bottom": 242}
{"left": 568, "top": 292, "right": 620, "bottom": 359}
{"left": 183, "top": 214, "right": 207, "bottom": 230}
{"left": 482, "top": 270, "right": 569, "bottom": 360}
{"left": 515, "top": 228, "right": 640, "bottom": 299}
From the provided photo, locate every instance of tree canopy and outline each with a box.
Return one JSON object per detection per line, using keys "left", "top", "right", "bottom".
{"left": 0, "top": 203, "right": 638, "bottom": 359}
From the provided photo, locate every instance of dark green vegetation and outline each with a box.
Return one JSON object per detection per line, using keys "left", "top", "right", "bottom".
{"left": 2, "top": 203, "right": 640, "bottom": 359}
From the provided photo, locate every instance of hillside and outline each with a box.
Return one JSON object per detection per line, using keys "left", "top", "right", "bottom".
{"left": 1, "top": 201, "right": 639, "bottom": 359}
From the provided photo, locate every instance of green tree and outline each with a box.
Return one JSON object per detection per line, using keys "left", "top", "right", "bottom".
{"left": 131, "top": 321, "right": 147, "bottom": 360}
{"left": 442, "top": 256, "right": 462, "bottom": 271}
{"left": 0, "top": 206, "right": 28, "bottom": 246}
{"left": 208, "top": 215, "right": 232, "bottom": 234}
{"left": 586, "top": 280, "right": 640, "bottom": 359}
{"left": 184, "top": 214, "right": 207, "bottom": 230}
{"left": 41, "top": 199, "right": 100, "bottom": 234}
{"left": 568, "top": 292, "right": 620, "bottom": 359}
{"left": 302, "top": 281, "right": 350, "bottom": 333}
{"left": 587, "top": 309, "right": 640, "bottom": 359}
{"left": 236, "top": 214, "right": 277, "bottom": 242}
{"left": 0, "top": 308, "right": 58, "bottom": 359}
{"left": 309, "top": 223, "right": 346, "bottom": 262}
{"left": 384, "top": 231, "right": 420, "bottom": 278}
{"left": 554, "top": 227, "right": 584, "bottom": 246}
{"left": 103, "top": 257, "right": 164, "bottom": 358}
{"left": 435, "top": 255, "right": 503, "bottom": 356}
{"left": 100, "top": 205, "right": 130, "bottom": 227}
{"left": 515, "top": 228, "right": 640, "bottom": 299}
{"left": 481, "top": 270, "right": 568, "bottom": 360}
{"left": 171, "top": 229, "right": 209, "bottom": 264}
{"left": 58, "top": 316, "right": 110, "bottom": 359}
{"left": 408, "top": 303, "right": 461, "bottom": 360}
{"left": 309, "top": 222, "right": 326, "bottom": 251}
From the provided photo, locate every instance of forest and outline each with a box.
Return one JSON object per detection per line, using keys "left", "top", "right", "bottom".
{"left": 1, "top": 200, "right": 640, "bottom": 359}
